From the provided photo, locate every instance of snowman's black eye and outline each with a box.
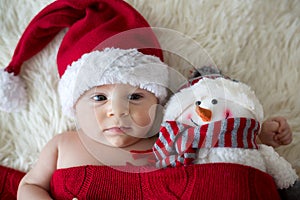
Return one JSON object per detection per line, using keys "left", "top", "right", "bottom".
{"left": 195, "top": 101, "right": 201, "bottom": 106}
{"left": 211, "top": 99, "right": 218, "bottom": 105}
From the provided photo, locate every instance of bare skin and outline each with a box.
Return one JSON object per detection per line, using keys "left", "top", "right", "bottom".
{"left": 260, "top": 116, "right": 293, "bottom": 148}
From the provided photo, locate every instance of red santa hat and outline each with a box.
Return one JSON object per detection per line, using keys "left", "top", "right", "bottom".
{"left": 0, "top": 0, "right": 169, "bottom": 117}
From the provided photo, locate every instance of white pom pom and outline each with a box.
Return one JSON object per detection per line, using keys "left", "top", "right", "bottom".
{"left": 0, "top": 69, "right": 27, "bottom": 112}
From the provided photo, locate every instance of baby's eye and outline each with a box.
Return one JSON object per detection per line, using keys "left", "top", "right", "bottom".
{"left": 92, "top": 94, "right": 107, "bottom": 101}
{"left": 128, "top": 93, "right": 143, "bottom": 100}
{"left": 211, "top": 99, "right": 218, "bottom": 105}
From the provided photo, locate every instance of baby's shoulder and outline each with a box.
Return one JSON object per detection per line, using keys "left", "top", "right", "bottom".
{"left": 42, "top": 131, "right": 79, "bottom": 150}
{"left": 53, "top": 131, "right": 79, "bottom": 146}
{"left": 56, "top": 130, "right": 78, "bottom": 138}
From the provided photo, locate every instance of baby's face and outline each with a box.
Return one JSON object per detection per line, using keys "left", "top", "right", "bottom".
{"left": 75, "top": 84, "right": 158, "bottom": 148}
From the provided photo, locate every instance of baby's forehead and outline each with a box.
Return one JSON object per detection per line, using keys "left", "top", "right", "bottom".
{"left": 88, "top": 84, "right": 147, "bottom": 93}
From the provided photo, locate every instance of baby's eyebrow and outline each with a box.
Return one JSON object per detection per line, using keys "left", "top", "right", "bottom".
{"left": 130, "top": 90, "right": 144, "bottom": 94}
{"left": 127, "top": 90, "right": 144, "bottom": 95}
{"left": 90, "top": 87, "right": 110, "bottom": 93}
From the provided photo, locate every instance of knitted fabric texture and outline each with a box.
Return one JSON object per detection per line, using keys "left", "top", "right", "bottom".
{"left": 0, "top": 165, "right": 25, "bottom": 200}
{"left": 50, "top": 164, "right": 281, "bottom": 200}
{"left": 153, "top": 118, "right": 260, "bottom": 168}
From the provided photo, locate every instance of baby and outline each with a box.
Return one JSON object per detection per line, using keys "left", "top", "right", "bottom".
{"left": 0, "top": 0, "right": 168, "bottom": 198}
{"left": 0, "top": 0, "right": 293, "bottom": 199}
{"left": 17, "top": 48, "right": 169, "bottom": 199}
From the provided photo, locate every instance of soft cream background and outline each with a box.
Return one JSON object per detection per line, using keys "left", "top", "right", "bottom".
{"left": 0, "top": 0, "right": 299, "bottom": 176}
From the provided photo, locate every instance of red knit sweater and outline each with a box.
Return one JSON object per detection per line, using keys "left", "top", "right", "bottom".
{"left": 50, "top": 163, "right": 281, "bottom": 200}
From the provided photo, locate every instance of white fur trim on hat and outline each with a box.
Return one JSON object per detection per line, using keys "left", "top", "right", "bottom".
{"left": 58, "top": 48, "right": 169, "bottom": 117}
{"left": 164, "top": 77, "right": 264, "bottom": 123}
{"left": 0, "top": 69, "right": 27, "bottom": 112}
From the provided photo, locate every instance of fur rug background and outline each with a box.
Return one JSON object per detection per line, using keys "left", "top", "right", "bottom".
{"left": 1, "top": 0, "right": 300, "bottom": 176}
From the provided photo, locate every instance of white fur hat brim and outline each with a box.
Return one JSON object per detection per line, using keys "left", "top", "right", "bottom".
{"left": 0, "top": 69, "right": 27, "bottom": 112}
{"left": 58, "top": 48, "right": 169, "bottom": 117}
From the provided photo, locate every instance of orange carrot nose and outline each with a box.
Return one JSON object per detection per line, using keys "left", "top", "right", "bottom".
{"left": 195, "top": 106, "right": 212, "bottom": 122}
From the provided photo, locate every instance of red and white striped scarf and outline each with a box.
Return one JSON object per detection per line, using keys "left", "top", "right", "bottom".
{"left": 153, "top": 117, "right": 260, "bottom": 168}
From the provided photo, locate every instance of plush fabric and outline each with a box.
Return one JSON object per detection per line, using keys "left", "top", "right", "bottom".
{"left": 0, "top": 0, "right": 299, "bottom": 178}
{"left": 58, "top": 48, "right": 169, "bottom": 117}
{"left": 1, "top": 0, "right": 168, "bottom": 115}
{"left": 3, "top": 0, "right": 164, "bottom": 76}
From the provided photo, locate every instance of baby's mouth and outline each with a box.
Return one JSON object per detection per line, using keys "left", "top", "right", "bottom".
{"left": 104, "top": 127, "right": 131, "bottom": 134}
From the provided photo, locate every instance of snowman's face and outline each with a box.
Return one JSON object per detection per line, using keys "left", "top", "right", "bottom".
{"left": 176, "top": 96, "right": 255, "bottom": 126}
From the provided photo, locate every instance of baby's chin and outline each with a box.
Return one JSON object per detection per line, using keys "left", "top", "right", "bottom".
{"left": 105, "top": 137, "right": 142, "bottom": 148}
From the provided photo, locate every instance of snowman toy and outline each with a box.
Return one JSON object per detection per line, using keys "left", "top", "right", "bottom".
{"left": 153, "top": 75, "right": 298, "bottom": 189}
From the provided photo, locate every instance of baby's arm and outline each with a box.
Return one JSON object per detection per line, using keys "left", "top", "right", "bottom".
{"left": 17, "top": 134, "right": 60, "bottom": 199}
{"left": 259, "top": 116, "right": 293, "bottom": 148}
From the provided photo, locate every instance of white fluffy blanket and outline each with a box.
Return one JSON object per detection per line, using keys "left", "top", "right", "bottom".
{"left": 0, "top": 0, "right": 300, "bottom": 176}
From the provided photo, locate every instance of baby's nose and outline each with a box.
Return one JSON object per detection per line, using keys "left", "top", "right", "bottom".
{"left": 106, "top": 99, "right": 129, "bottom": 117}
